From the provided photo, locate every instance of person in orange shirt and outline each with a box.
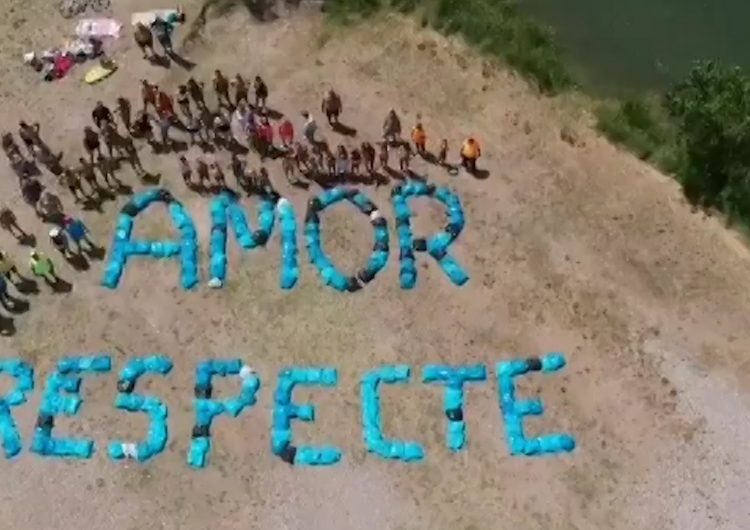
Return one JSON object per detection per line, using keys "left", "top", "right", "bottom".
{"left": 460, "top": 137, "right": 481, "bottom": 173}
{"left": 411, "top": 122, "right": 427, "bottom": 155}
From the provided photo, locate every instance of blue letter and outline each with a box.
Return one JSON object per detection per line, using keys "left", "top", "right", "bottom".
{"left": 0, "top": 359, "right": 34, "bottom": 458}
{"left": 360, "top": 365, "right": 424, "bottom": 462}
{"left": 31, "top": 355, "right": 111, "bottom": 459}
{"left": 108, "top": 356, "right": 173, "bottom": 463}
{"left": 422, "top": 364, "right": 486, "bottom": 452}
{"left": 102, "top": 188, "right": 199, "bottom": 290}
{"left": 208, "top": 191, "right": 299, "bottom": 289}
{"left": 271, "top": 367, "right": 341, "bottom": 466}
{"left": 305, "top": 186, "right": 389, "bottom": 292}
{"left": 391, "top": 182, "right": 468, "bottom": 288}
{"left": 496, "top": 354, "right": 576, "bottom": 456}
{"left": 188, "top": 359, "right": 260, "bottom": 468}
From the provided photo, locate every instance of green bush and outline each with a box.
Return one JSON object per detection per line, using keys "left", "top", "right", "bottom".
{"left": 595, "top": 97, "right": 682, "bottom": 173}
{"left": 665, "top": 61, "right": 750, "bottom": 221}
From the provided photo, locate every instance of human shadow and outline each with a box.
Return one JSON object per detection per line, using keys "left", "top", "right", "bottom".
{"left": 384, "top": 166, "right": 405, "bottom": 181}
{"left": 167, "top": 50, "right": 196, "bottom": 70}
{"left": 140, "top": 172, "right": 162, "bottom": 185}
{"left": 114, "top": 183, "right": 134, "bottom": 196}
{"left": 148, "top": 54, "right": 172, "bottom": 69}
{"left": 17, "top": 232, "right": 37, "bottom": 247}
{"left": 262, "top": 108, "right": 284, "bottom": 121}
{"left": 332, "top": 122, "right": 357, "bottom": 137}
{"left": 442, "top": 163, "right": 460, "bottom": 176}
{"left": 65, "top": 253, "right": 90, "bottom": 271}
{"left": 0, "top": 315, "right": 16, "bottom": 336}
{"left": 82, "top": 195, "right": 105, "bottom": 213}
{"left": 404, "top": 170, "right": 427, "bottom": 182}
{"left": 289, "top": 178, "right": 310, "bottom": 190}
{"left": 420, "top": 150, "right": 438, "bottom": 165}
{"left": 83, "top": 245, "right": 106, "bottom": 261}
{"left": 14, "top": 277, "right": 39, "bottom": 295}
{"left": 471, "top": 168, "right": 490, "bottom": 180}
{"left": 50, "top": 277, "right": 73, "bottom": 294}
{"left": 1, "top": 294, "right": 29, "bottom": 314}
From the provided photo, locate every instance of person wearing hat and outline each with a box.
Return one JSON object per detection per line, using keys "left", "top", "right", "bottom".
{"left": 0, "top": 251, "right": 22, "bottom": 283}
{"left": 49, "top": 227, "right": 72, "bottom": 257}
{"left": 28, "top": 249, "right": 56, "bottom": 284}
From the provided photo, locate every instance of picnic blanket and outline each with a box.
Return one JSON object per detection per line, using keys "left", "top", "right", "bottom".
{"left": 75, "top": 18, "right": 122, "bottom": 39}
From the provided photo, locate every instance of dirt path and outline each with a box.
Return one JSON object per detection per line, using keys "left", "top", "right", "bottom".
{"left": 0, "top": 2, "right": 748, "bottom": 530}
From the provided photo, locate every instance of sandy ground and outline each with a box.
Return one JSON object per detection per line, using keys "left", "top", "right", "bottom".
{"left": 0, "top": 1, "right": 749, "bottom": 529}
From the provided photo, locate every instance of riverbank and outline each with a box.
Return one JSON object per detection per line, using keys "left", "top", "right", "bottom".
{"left": 324, "top": 0, "right": 750, "bottom": 229}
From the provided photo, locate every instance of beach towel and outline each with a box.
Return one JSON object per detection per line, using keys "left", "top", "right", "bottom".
{"left": 75, "top": 18, "right": 122, "bottom": 40}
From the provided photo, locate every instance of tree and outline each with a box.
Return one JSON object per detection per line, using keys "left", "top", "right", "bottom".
{"left": 665, "top": 60, "right": 750, "bottom": 220}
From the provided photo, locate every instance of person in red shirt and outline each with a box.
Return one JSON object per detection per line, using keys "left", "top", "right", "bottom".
{"left": 156, "top": 89, "right": 174, "bottom": 120}
{"left": 257, "top": 117, "right": 274, "bottom": 158}
{"left": 278, "top": 119, "right": 294, "bottom": 147}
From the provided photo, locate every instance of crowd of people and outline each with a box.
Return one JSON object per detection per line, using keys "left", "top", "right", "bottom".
{"left": 0, "top": 50, "right": 485, "bottom": 331}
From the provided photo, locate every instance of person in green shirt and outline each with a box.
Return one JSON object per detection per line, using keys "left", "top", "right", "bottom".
{"left": 28, "top": 250, "right": 57, "bottom": 284}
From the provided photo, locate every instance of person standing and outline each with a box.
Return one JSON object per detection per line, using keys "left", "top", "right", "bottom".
{"left": 0, "top": 251, "right": 23, "bottom": 283}
{"left": 92, "top": 101, "right": 115, "bottom": 130}
{"left": 212, "top": 70, "right": 231, "bottom": 108}
{"left": 301, "top": 111, "right": 317, "bottom": 145}
{"left": 361, "top": 142, "right": 375, "bottom": 174}
{"left": 60, "top": 166, "right": 86, "bottom": 202}
{"left": 278, "top": 118, "right": 294, "bottom": 147}
{"left": 460, "top": 137, "right": 481, "bottom": 173}
{"left": 134, "top": 22, "right": 155, "bottom": 59}
{"left": 49, "top": 227, "right": 72, "bottom": 258}
{"left": 151, "top": 17, "right": 174, "bottom": 55}
{"left": 320, "top": 89, "right": 342, "bottom": 126}
{"left": 64, "top": 216, "right": 95, "bottom": 254}
{"left": 28, "top": 250, "right": 57, "bottom": 285}
{"left": 187, "top": 78, "right": 206, "bottom": 110}
{"left": 233, "top": 74, "right": 249, "bottom": 106}
{"left": 411, "top": 122, "right": 427, "bottom": 155}
{"left": 254, "top": 76, "right": 269, "bottom": 109}
{"left": 382, "top": 109, "right": 401, "bottom": 143}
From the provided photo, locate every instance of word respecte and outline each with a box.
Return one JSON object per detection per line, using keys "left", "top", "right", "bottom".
{"left": 101, "top": 181, "right": 469, "bottom": 291}
{"left": 0, "top": 354, "right": 575, "bottom": 468}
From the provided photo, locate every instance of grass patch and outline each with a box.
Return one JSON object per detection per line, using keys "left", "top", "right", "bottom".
{"left": 324, "top": 0, "right": 573, "bottom": 94}
{"left": 595, "top": 96, "right": 684, "bottom": 175}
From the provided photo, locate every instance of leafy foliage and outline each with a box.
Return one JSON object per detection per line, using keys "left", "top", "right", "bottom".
{"left": 665, "top": 61, "right": 750, "bottom": 219}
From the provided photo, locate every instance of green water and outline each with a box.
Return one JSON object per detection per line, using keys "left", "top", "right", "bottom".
{"left": 521, "top": 0, "right": 750, "bottom": 95}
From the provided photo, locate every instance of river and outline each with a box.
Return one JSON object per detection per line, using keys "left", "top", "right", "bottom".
{"left": 521, "top": 0, "right": 750, "bottom": 95}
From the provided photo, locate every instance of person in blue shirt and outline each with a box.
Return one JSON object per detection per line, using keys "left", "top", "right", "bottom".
{"left": 63, "top": 216, "right": 95, "bottom": 254}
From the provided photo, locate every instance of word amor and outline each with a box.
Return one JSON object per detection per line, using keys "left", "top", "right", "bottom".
{"left": 101, "top": 181, "right": 469, "bottom": 291}
{"left": 0, "top": 354, "right": 575, "bottom": 468}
